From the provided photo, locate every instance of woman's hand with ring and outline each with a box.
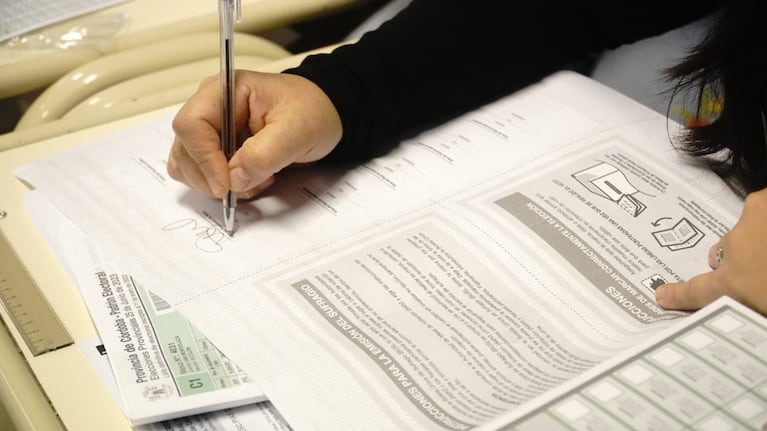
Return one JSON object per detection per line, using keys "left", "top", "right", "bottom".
{"left": 656, "top": 188, "right": 767, "bottom": 315}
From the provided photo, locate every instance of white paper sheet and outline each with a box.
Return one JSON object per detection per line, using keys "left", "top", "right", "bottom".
{"left": 477, "top": 296, "right": 767, "bottom": 430}
{"left": 78, "top": 336, "right": 292, "bottom": 431}
{"left": 25, "top": 192, "right": 266, "bottom": 425}
{"left": 17, "top": 71, "right": 745, "bottom": 430}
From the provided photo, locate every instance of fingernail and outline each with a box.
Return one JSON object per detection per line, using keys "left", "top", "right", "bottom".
{"left": 230, "top": 167, "right": 253, "bottom": 192}
{"left": 655, "top": 286, "right": 667, "bottom": 304}
{"left": 236, "top": 189, "right": 257, "bottom": 200}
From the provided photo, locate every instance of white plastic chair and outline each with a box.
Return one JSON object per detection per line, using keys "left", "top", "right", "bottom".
{"left": 14, "top": 31, "right": 291, "bottom": 130}
{"left": 0, "top": 43, "right": 348, "bottom": 151}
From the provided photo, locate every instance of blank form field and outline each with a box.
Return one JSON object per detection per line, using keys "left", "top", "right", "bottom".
{"left": 554, "top": 399, "right": 591, "bottom": 421}
{"left": 729, "top": 396, "right": 764, "bottom": 420}
{"left": 619, "top": 364, "right": 654, "bottom": 385}
{"left": 650, "top": 347, "right": 685, "bottom": 368}
{"left": 709, "top": 314, "right": 743, "bottom": 334}
{"left": 696, "top": 414, "right": 735, "bottom": 431}
{"left": 587, "top": 381, "right": 622, "bottom": 403}
{"left": 680, "top": 330, "right": 715, "bottom": 350}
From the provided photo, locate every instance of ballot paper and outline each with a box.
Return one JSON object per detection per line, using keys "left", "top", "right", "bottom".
{"left": 476, "top": 295, "right": 767, "bottom": 430}
{"left": 25, "top": 193, "right": 265, "bottom": 426}
{"left": 17, "top": 71, "right": 748, "bottom": 430}
{"left": 78, "top": 336, "right": 291, "bottom": 431}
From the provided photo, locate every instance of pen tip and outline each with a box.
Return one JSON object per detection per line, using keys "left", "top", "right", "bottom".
{"left": 224, "top": 208, "right": 235, "bottom": 236}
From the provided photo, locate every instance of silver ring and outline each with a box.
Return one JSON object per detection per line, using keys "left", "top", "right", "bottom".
{"left": 714, "top": 247, "right": 724, "bottom": 267}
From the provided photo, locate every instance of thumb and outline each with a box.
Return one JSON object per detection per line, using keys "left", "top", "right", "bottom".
{"left": 655, "top": 271, "right": 724, "bottom": 311}
{"left": 228, "top": 119, "right": 321, "bottom": 193}
{"left": 226, "top": 73, "right": 342, "bottom": 194}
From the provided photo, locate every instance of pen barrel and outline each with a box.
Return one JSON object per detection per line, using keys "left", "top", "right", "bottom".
{"left": 224, "top": 191, "right": 237, "bottom": 209}
{"left": 219, "top": 0, "right": 237, "bottom": 160}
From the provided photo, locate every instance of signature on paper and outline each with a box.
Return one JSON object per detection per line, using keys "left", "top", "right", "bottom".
{"left": 162, "top": 213, "right": 228, "bottom": 253}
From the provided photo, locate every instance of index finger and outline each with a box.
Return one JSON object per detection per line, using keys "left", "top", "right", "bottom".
{"left": 171, "top": 77, "right": 230, "bottom": 196}
{"left": 655, "top": 270, "right": 726, "bottom": 311}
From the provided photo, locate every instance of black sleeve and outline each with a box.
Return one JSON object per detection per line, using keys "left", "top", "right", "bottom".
{"left": 284, "top": 0, "right": 724, "bottom": 161}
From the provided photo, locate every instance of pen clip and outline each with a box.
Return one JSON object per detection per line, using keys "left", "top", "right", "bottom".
{"left": 235, "top": 0, "right": 242, "bottom": 23}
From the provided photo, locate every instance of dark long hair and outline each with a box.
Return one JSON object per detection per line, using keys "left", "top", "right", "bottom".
{"left": 664, "top": 0, "right": 767, "bottom": 195}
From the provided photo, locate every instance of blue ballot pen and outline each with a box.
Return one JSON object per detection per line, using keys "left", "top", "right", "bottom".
{"left": 219, "top": 0, "right": 241, "bottom": 235}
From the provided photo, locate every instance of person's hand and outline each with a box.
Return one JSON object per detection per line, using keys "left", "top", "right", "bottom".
{"left": 655, "top": 188, "right": 767, "bottom": 315}
{"left": 168, "top": 71, "right": 342, "bottom": 199}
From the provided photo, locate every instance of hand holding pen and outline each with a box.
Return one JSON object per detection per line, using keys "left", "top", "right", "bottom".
{"left": 168, "top": 27, "right": 343, "bottom": 231}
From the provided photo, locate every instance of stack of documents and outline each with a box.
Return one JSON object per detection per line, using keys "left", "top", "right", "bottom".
{"left": 26, "top": 193, "right": 290, "bottom": 429}
{"left": 0, "top": 0, "right": 128, "bottom": 42}
{"left": 16, "top": 71, "right": 767, "bottom": 430}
